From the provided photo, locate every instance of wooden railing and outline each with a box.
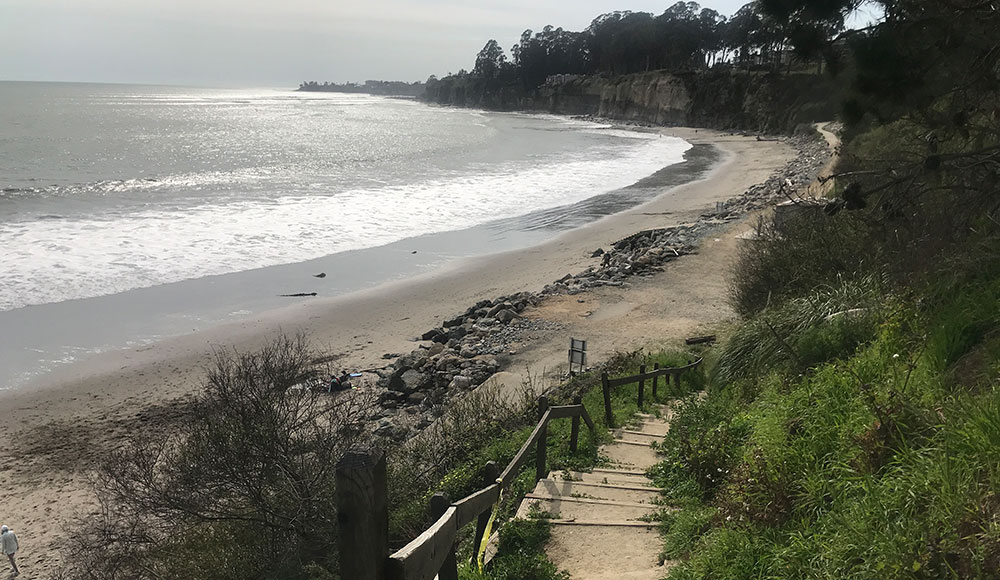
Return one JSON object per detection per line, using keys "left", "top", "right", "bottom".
{"left": 336, "top": 394, "right": 596, "bottom": 580}
{"left": 600, "top": 358, "right": 703, "bottom": 426}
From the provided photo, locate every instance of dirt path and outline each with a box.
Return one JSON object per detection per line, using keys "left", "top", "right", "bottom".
{"left": 515, "top": 406, "right": 676, "bottom": 579}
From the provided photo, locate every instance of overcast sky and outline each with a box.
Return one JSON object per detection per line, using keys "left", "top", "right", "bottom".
{"left": 0, "top": 0, "right": 881, "bottom": 88}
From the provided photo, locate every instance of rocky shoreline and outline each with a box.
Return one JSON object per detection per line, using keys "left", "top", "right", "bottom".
{"left": 368, "top": 130, "right": 832, "bottom": 440}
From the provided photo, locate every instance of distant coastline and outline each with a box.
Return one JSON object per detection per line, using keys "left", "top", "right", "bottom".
{"left": 297, "top": 79, "right": 425, "bottom": 97}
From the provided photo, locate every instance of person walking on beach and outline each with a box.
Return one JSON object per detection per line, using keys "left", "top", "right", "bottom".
{"left": 1, "top": 525, "right": 18, "bottom": 576}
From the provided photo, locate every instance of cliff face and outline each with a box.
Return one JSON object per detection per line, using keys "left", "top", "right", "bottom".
{"left": 425, "top": 69, "right": 840, "bottom": 134}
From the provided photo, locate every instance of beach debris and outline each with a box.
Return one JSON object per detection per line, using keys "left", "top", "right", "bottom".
{"left": 685, "top": 335, "right": 717, "bottom": 345}
{"left": 313, "top": 272, "right": 326, "bottom": 278}
{"left": 279, "top": 292, "right": 318, "bottom": 297}
{"left": 591, "top": 248, "right": 604, "bottom": 257}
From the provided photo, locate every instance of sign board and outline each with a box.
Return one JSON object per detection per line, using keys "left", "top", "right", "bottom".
{"left": 568, "top": 338, "right": 587, "bottom": 374}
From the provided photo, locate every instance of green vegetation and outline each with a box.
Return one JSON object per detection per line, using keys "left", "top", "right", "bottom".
{"left": 657, "top": 263, "right": 1000, "bottom": 578}
{"left": 459, "top": 519, "right": 568, "bottom": 580}
{"left": 651, "top": 2, "right": 1000, "bottom": 575}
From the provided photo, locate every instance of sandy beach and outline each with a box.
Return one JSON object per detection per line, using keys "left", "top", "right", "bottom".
{"left": 0, "top": 128, "right": 797, "bottom": 577}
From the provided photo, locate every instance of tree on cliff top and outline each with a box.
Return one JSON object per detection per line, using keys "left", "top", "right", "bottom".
{"left": 473, "top": 39, "right": 508, "bottom": 80}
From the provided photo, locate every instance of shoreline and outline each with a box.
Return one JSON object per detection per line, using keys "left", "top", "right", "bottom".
{"left": 0, "top": 127, "right": 812, "bottom": 577}
{"left": 0, "top": 139, "right": 714, "bottom": 392}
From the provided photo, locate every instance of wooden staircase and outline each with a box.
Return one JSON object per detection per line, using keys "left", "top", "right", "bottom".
{"left": 513, "top": 408, "right": 675, "bottom": 579}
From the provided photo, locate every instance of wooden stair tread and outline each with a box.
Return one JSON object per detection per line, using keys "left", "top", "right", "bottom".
{"left": 545, "top": 519, "right": 658, "bottom": 528}
{"left": 524, "top": 493, "right": 658, "bottom": 509}
{"left": 534, "top": 478, "right": 660, "bottom": 494}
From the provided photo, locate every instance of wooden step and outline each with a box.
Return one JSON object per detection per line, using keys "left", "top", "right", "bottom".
{"left": 621, "top": 429, "right": 661, "bottom": 438}
{"left": 592, "top": 467, "right": 647, "bottom": 476}
{"left": 517, "top": 494, "right": 661, "bottom": 521}
{"left": 547, "top": 525, "right": 667, "bottom": 580}
{"left": 601, "top": 443, "right": 662, "bottom": 471}
{"left": 529, "top": 478, "right": 661, "bottom": 504}
{"left": 524, "top": 493, "right": 655, "bottom": 509}
{"left": 549, "top": 469, "right": 653, "bottom": 487}
{"left": 612, "top": 438, "right": 654, "bottom": 448}
{"left": 546, "top": 519, "right": 658, "bottom": 528}
{"left": 634, "top": 422, "right": 670, "bottom": 436}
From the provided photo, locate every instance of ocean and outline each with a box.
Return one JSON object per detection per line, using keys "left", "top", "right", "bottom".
{"left": 0, "top": 82, "right": 703, "bottom": 388}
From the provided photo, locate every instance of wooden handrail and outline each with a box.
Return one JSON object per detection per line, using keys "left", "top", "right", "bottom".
{"left": 604, "top": 358, "right": 703, "bottom": 387}
{"left": 602, "top": 358, "right": 703, "bottom": 427}
{"left": 452, "top": 483, "right": 500, "bottom": 528}
{"left": 387, "top": 506, "right": 458, "bottom": 580}
{"left": 498, "top": 408, "right": 551, "bottom": 487}
{"left": 381, "top": 399, "right": 596, "bottom": 580}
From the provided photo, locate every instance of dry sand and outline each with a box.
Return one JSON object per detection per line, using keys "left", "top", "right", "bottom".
{"left": 0, "top": 128, "right": 795, "bottom": 577}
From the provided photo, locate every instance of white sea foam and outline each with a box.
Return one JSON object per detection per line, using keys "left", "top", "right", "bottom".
{"left": 0, "top": 130, "right": 688, "bottom": 311}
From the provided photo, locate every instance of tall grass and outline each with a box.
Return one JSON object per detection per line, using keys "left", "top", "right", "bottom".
{"left": 654, "top": 264, "right": 1000, "bottom": 579}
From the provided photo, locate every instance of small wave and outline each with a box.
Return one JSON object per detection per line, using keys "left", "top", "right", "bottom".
{"left": 4, "top": 170, "right": 271, "bottom": 200}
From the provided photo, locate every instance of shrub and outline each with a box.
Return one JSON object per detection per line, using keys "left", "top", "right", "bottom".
{"left": 650, "top": 393, "right": 750, "bottom": 501}
{"left": 715, "top": 274, "right": 886, "bottom": 385}
{"left": 58, "top": 334, "right": 376, "bottom": 580}
{"left": 730, "top": 211, "right": 876, "bottom": 318}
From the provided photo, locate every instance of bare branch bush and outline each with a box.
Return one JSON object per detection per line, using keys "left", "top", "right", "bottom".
{"left": 56, "top": 334, "right": 379, "bottom": 580}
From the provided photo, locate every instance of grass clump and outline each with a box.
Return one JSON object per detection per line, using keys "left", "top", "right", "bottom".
{"left": 459, "top": 519, "right": 569, "bottom": 580}
{"left": 715, "top": 273, "right": 887, "bottom": 385}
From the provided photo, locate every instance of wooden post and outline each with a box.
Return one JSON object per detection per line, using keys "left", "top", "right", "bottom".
{"left": 536, "top": 396, "right": 548, "bottom": 482}
{"left": 472, "top": 461, "right": 499, "bottom": 565}
{"left": 652, "top": 363, "right": 660, "bottom": 398}
{"left": 570, "top": 395, "right": 582, "bottom": 453}
{"left": 602, "top": 372, "right": 614, "bottom": 427}
{"left": 336, "top": 450, "right": 388, "bottom": 580}
{"left": 431, "top": 493, "right": 459, "bottom": 580}
{"left": 637, "top": 364, "right": 646, "bottom": 409}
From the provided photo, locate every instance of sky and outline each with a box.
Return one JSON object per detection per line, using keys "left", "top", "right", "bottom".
{"left": 0, "top": 0, "right": 882, "bottom": 88}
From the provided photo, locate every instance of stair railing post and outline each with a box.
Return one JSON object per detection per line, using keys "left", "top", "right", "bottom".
{"left": 570, "top": 395, "right": 582, "bottom": 453}
{"left": 638, "top": 364, "right": 647, "bottom": 409}
{"left": 471, "top": 461, "right": 499, "bottom": 565}
{"left": 431, "top": 493, "right": 459, "bottom": 580}
{"left": 336, "top": 449, "right": 388, "bottom": 580}
{"left": 536, "top": 395, "right": 549, "bottom": 482}
{"left": 652, "top": 362, "right": 660, "bottom": 398}
{"left": 602, "top": 372, "right": 614, "bottom": 427}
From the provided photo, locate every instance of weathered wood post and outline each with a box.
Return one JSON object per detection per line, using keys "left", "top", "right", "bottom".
{"left": 570, "top": 395, "right": 582, "bottom": 453}
{"left": 431, "top": 493, "right": 459, "bottom": 580}
{"left": 652, "top": 363, "right": 660, "bottom": 398}
{"left": 471, "top": 461, "right": 499, "bottom": 565}
{"left": 637, "top": 364, "right": 647, "bottom": 408}
{"left": 536, "top": 395, "right": 549, "bottom": 481}
{"left": 602, "top": 372, "right": 614, "bottom": 427}
{"left": 336, "top": 449, "right": 388, "bottom": 580}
